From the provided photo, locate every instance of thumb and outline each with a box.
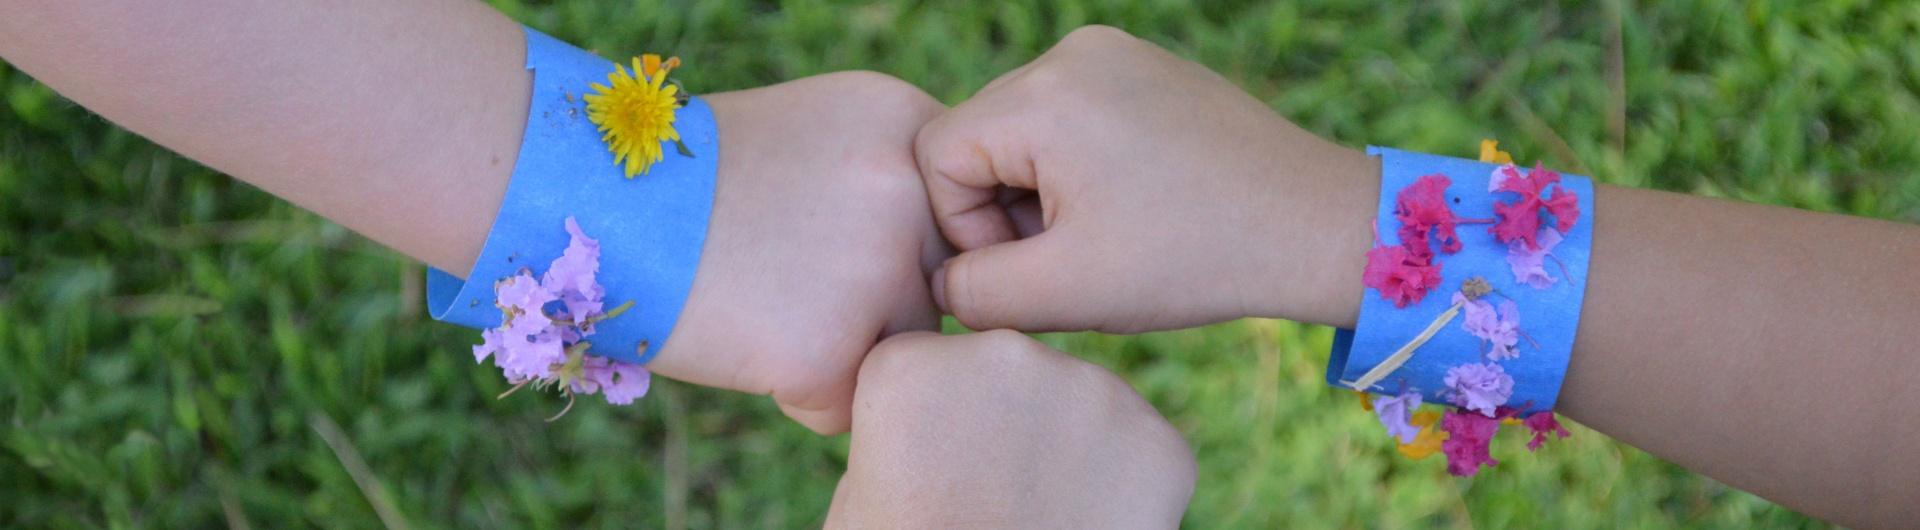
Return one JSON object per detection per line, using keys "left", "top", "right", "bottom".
{"left": 932, "top": 231, "right": 1113, "bottom": 332}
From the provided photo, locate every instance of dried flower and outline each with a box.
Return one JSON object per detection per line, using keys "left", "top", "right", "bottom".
{"left": 1444, "top": 362, "right": 1514, "bottom": 416}
{"left": 1490, "top": 163, "right": 1580, "bottom": 250}
{"left": 1397, "top": 411, "right": 1449, "bottom": 460}
{"left": 1457, "top": 293, "right": 1521, "bottom": 360}
{"left": 1506, "top": 226, "right": 1565, "bottom": 289}
{"left": 1523, "top": 412, "right": 1572, "bottom": 451}
{"left": 1372, "top": 391, "right": 1424, "bottom": 444}
{"left": 1479, "top": 139, "right": 1514, "bottom": 165}
{"left": 1440, "top": 409, "right": 1503, "bottom": 476}
{"left": 1395, "top": 174, "right": 1463, "bottom": 254}
{"left": 1362, "top": 243, "right": 1443, "bottom": 308}
{"left": 473, "top": 217, "right": 651, "bottom": 415}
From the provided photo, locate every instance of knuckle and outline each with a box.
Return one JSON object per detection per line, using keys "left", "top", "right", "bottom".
{"left": 972, "top": 328, "right": 1039, "bottom": 352}
{"left": 1060, "top": 24, "right": 1135, "bottom": 50}
{"left": 855, "top": 333, "right": 943, "bottom": 402}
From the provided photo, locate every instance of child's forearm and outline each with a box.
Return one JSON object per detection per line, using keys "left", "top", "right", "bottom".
{"left": 1546, "top": 184, "right": 1920, "bottom": 527}
{"left": 0, "top": 0, "right": 528, "bottom": 275}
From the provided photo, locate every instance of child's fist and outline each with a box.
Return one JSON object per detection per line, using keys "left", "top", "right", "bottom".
{"left": 826, "top": 331, "right": 1195, "bottom": 527}
{"left": 916, "top": 26, "right": 1378, "bottom": 333}
{"left": 646, "top": 72, "right": 948, "bottom": 434}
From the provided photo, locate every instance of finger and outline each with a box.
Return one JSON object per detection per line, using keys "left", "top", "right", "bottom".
{"left": 778, "top": 394, "right": 852, "bottom": 435}
{"left": 914, "top": 87, "right": 1043, "bottom": 252}
{"left": 1000, "top": 190, "right": 1046, "bottom": 238}
{"left": 932, "top": 231, "right": 1116, "bottom": 332}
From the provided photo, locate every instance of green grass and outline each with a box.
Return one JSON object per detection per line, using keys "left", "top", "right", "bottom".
{"left": 4, "top": 0, "right": 1915, "bottom": 527}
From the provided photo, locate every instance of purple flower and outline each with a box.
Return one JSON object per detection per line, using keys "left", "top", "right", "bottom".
{"left": 1444, "top": 363, "right": 1514, "bottom": 416}
{"left": 1457, "top": 294, "right": 1521, "bottom": 360}
{"left": 496, "top": 315, "right": 565, "bottom": 380}
{"left": 473, "top": 217, "right": 650, "bottom": 412}
{"left": 1371, "top": 391, "right": 1424, "bottom": 444}
{"left": 570, "top": 353, "right": 652, "bottom": 405}
{"left": 1506, "top": 227, "right": 1564, "bottom": 289}
{"left": 543, "top": 218, "right": 605, "bottom": 325}
{"left": 598, "top": 362, "right": 651, "bottom": 405}
{"left": 496, "top": 272, "right": 557, "bottom": 315}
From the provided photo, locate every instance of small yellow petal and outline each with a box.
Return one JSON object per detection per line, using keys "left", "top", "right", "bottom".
{"left": 642, "top": 54, "right": 662, "bottom": 79}
{"left": 1479, "top": 139, "right": 1514, "bottom": 165}
{"left": 1397, "top": 421, "right": 1449, "bottom": 460}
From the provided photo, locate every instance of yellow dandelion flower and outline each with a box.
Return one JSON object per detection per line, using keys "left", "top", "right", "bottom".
{"left": 1478, "top": 139, "right": 1514, "bottom": 165}
{"left": 585, "top": 55, "right": 683, "bottom": 178}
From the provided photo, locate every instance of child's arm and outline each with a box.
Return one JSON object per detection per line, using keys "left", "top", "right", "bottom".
{"left": 0, "top": 0, "right": 526, "bottom": 275}
{"left": 914, "top": 26, "right": 1918, "bottom": 528}
{"left": 0, "top": 1, "right": 951, "bottom": 434}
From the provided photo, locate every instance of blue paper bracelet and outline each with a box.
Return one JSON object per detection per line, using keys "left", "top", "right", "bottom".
{"left": 427, "top": 27, "right": 718, "bottom": 365}
{"left": 1327, "top": 147, "right": 1594, "bottom": 414}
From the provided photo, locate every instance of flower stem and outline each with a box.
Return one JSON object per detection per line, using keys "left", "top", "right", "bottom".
{"left": 1344, "top": 299, "right": 1465, "bottom": 391}
{"left": 497, "top": 379, "right": 532, "bottom": 400}
{"left": 587, "top": 300, "right": 636, "bottom": 324}
{"left": 545, "top": 390, "right": 577, "bottom": 422}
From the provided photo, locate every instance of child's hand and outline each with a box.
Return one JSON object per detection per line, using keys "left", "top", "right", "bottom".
{"left": 825, "top": 331, "right": 1195, "bottom": 527}
{"left": 915, "top": 25, "right": 1379, "bottom": 333}
{"left": 645, "top": 72, "right": 949, "bottom": 434}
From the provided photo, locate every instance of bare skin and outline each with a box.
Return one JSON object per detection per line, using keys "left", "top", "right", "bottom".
{"left": 825, "top": 331, "right": 1196, "bottom": 529}
{"left": 0, "top": 0, "right": 951, "bottom": 434}
{"left": 915, "top": 25, "right": 1920, "bottom": 529}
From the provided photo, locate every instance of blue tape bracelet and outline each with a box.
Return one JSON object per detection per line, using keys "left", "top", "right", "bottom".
{"left": 426, "top": 26, "right": 718, "bottom": 365}
{"left": 1327, "top": 146, "right": 1594, "bottom": 415}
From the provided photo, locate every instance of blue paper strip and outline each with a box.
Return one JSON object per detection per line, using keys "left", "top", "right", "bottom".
{"left": 427, "top": 26, "right": 718, "bottom": 365}
{"left": 1328, "top": 147, "right": 1594, "bottom": 414}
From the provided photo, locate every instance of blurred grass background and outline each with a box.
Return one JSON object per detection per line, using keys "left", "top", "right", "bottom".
{"left": 3, "top": 0, "right": 1916, "bottom": 527}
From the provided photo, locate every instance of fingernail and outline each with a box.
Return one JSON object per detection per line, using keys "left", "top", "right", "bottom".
{"left": 930, "top": 266, "right": 950, "bottom": 313}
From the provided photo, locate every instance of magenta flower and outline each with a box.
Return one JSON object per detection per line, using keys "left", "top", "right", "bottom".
{"left": 1440, "top": 409, "right": 1502, "bottom": 476}
{"left": 1490, "top": 163, "right": 1580, "bottom": 250}
{"left": 1371, "top": 391, "right": 1424, "bottom": 444}
{"left": 1362, "top": 243, "right": 1443, "bottom": 308}
{"left": 1394, "top": 174, "right": 1462, "bottom": 254}
{"left": 1506, "top": 227, "right": 1564, "bottom": 289}
{"left": 1444, "top": 363, "right": 1514, "bottom": 416}
{"left": 1523, "top": 412, "right": 1572, "bottom": 451}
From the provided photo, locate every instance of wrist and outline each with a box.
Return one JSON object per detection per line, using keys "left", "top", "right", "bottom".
{"left": 1239, "top": 136, "right": 1376, "bottom": 328}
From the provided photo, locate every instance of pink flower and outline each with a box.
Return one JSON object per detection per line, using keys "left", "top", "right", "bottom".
{"left": 1506, "top": 227, "right": 1564, "bottom": 289}
{"left": 1523, "top": 412, "right": 1571, "bottom": 451}
{"left": 1456, "top": 294, "right": 1521, "bottom": 360}
{"left": 1444, "top": 363, "right": 1514, "bottom": 416}
{"left": 1394, "top": 174, "right": 1462, "bottom": 254}
{"left": 1440, "top": 409, "right": 1503, "bottom": 476}
{"left": 1363, "top": 244, "right": 1443, "bottom": 308}
{"left": 1371, "top": 391, "right": 1424, "bottom": 444}
{"left": 1491, "top": 163, "right": 1579, "bottom": 250}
